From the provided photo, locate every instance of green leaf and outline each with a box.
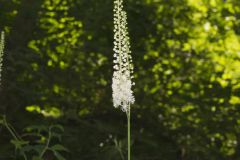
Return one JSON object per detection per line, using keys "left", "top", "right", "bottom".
{"left": 51, "top": 132, "right": 62, "bottom": 141}
{"left": 32, "top": 156, "right": 43, "bottom": 160}
{"left": 24, "top": 125, "right": 48, "bottom": 133}
{"left": 23, "top": 144, "right": 45, "bottom": 154}
{"left": 10, "top": 140, "right": 29, "bottom": 149}
{"left": 51, "top": 144, "right": 68, "bottom": 152}
{"left": 0, "top": 119, "right": 3, "bottom": 124}
{"left": 53, "top": 151, "right": 66, "bottom": 160}
{"left": 51, "top": 125, "right": 64, "bottom": 132}
{"left": 0, "top": 115, "right": 5, "bottom": 125}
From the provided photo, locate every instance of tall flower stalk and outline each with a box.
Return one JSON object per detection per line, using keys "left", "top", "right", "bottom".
{"left": 0, "top": 31, "right": 5, "bottom": 85}
{"left": 112, "top": 0, "right": 134, "bottom": 159}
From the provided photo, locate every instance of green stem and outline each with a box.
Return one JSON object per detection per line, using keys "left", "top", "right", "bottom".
{"left": 8, "top": 123, "right": 22, "bottom": 140}
{"left": 3, "top": 116, "right": 19, "bottom": 141}
{"left": 118, "top": 146, "right": 125, "bottom": 160}
{"left": 23, "top": 153, "right": 27, "bottom": 160}
{"left": 3, "top": 116, "right": 28, "bottom": 160}
{"left": 40, "top": 127, "right": 52, "bottom": 158}
{"left": 127, "top": 107, "right": 131, "bottom": 160}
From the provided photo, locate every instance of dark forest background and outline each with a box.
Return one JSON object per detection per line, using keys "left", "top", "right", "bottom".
{"left": 1, "top": 0, "right": 240, "bottom": 159}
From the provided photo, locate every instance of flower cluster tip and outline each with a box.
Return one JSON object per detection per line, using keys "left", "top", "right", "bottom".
{"left": 112, "top": 0, "right": 135, "bottom": 112}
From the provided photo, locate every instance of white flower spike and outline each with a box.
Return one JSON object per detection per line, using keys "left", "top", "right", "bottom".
{"left": 0, "top": 31, "right": 5, "bottom": 84}
{"left": 112, "top": 0, "right": 134, "bottom": 112}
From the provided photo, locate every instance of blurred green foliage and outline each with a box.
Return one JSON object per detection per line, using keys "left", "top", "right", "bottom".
{"left": 1, "top": 0, "right": 240, "bottom": 159}
{"left": 0, "top": 115, "right": 67, "bottom": 159}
